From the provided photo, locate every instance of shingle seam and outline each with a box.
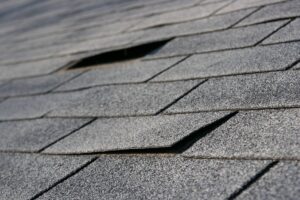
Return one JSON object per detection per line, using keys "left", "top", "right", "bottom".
{"left": 29, "top": 157, "right": 98, "bottom": 200}
{"left": 227, "top": 6, "right": 263, "bottom": 28}
{"left": 226, "top": 161, "right": 279, "bottom": 200}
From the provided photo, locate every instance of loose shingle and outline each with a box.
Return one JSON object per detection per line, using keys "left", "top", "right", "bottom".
{"left": 183, "top": 109, "right": 300, "bottom": 159}
{"left": 262, "top": 18, "right": 300, "bottom": 45}
{"left": 37, "top": 156, "right": 270, "bottom": 200}
{"left": 146, "top": 21, "right": 287, "bottom": 59}
{"left": 217, "top": 0, "right": 285, "bottom": 14}
{"left": 55, "top": 56, "right": 184, "bottom": 92}
{"left": 0, "top": 153, "right": 95, "bottom": 200}
{"left": 165, "top": 71, "right": 300, "bottom": 113}
{"left": 130, "top": 1, "right": 229, "bottom": 31}
{"left": 43, "top": 112, "right": 230, "bottom": 154}
{"left": 237, "top": 162, "right": 300, "bottom": 200}
{"left": 0, "top": 118, "right": 91, "bottom": 152}
{"left": 236, "top": 0, "right": 300, "bottom": 27}
{"left": 135, "top": 8, "right": 257, "bottom": 44}
{"left": 48, "top": 80, "right": 203, "bottom": 117}
{"left": 151, "top": 42, "right": 300, "bottom": 81}
{"left": 0, "top": 72, "right": 81, "bottom": 97}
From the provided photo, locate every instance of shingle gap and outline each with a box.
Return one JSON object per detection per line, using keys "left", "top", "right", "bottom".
{"left": 67, "top": 40, "right": 172, "bottom": 70}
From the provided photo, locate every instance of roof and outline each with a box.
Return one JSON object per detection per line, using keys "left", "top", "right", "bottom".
{"left": 0, "top": 0, "right": 299, "bottom": 199}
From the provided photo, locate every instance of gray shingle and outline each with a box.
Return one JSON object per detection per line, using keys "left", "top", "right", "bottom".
{"left": 55, "top": 56, "right": 185, "bottom": 92}
{"left": 0, "top": 91, "right": 86, "bottom": 120}
{"left": 37, "top": 155, "right": 270, "bottom": 200}
{"left": 293, "top": 63, "right": 300, "bottom": 70}
{"left": 151, "top": 42, "right": 300, "bottom": 81}
{"left": 48, "top": 80, "right": 203, "bottom": 117}
{"left": 165, "top": 71, "right": 300, "bottom": 113}
{"left": 0, "top": 153, "right": 94, "bottom": 200}
{"left": 0, "top": 56, "right": 77, "bottom": 80}
{"left": 237, "top": 162, "right": 300, "bottom": 200}
{"left": 0, "top": 72, "right": 81, "bottom": 97}
{"left": 43, "top": 112, "right": 230, "bottom": 154}
{"left": 0, "top": 118, "right": 91, "bottom": 152}
{"left": 130, "top": 1, "right": 229, "bottom": 31}
{"left": 183, "top": 109, "right": 300, "bottom": 159}
{"left": 217, "top": 0, "right": 285, "bottom": 14}
{"left": 262, "top": 18, "right": 300, "bottom": 45}
{"left": 146, "top": 21, "right": 287, "bottom": 59}
{"left": 135, "top": 8, "right": 257, "bottom": 44}
{"left": 236, "top": 0, "right": 300, "bottom": 27}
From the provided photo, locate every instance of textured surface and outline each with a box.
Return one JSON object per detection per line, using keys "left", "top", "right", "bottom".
{"left": 166, "top": 71, "right": 300, "bottom": 113}
{"left": 37, "top": 156, "right": 270, "bottom": 200}
{"left": 49, "top": 80, "right": 203, "bottom": 117}
{"left": 237, "top": 162, "right": 300, "bottom": 200}
{"left": 0, "top": 118, "right": 91, "bottom": 152}
{"left": 44, "top": 112, "right": 229, "bottom": 154}
{"left": 152, "top": 42, "right": 300, "bottom": 81}
{"left": 0, "top": 153, "right": 94, "bottom": 200}
{"left": 146, "top": 21, "right": 287, "bottom": 58}
{"left": 183, "top": 109, "right": 300, "bottom": 159}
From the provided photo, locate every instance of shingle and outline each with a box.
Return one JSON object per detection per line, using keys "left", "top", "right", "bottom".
{"left": 145, "top": 21, "right": 287, "bottom": 59}
{"left": 130, "top": 1, "right": 229, "bottom": 31}
{"left": 151, "top": 42, "right": 300, "bottom": 81}
{"left": 0, "top": 118, "right": 91, "bottom": 152}
{"left": 183, "top": 109, "right": 300, "bottom": 159}
{"left": 37, "top": 156, "right": 270, "bottom": 200}
{"left": 0, "top": 72, "right": 81, "bottom": 97}
{"left": 43, "top": 112, "right": 230, "bottom": 154}
{"left": 236, "top": 162, "right": 300, "bottom": 200}
{"left": 48, "top": 80, "right": 203, "bottom": 117}
{"left": 217, "top": 0, "right": 286, "bottom": 14}
{"left": 0, "top": 153, "right": 94, "bottom": 200}
{"left": 294, "top": 63, "right": 300, "bottom": 70}
{"left": 55, "top": 56, "right": 185, "bottom": 92}
{"left": 262, "top": 18, "right": 300, "bottom": 45}
{"left": 236, "top": 0, "right": 300, "bottom": 27}
{"left": 135, "top": 8, "right": 257, "bottom": 44}
{"left": 0, "top": 91, "right": 86, "bottom": 120}
{"left": 165, "top": 71, "right": 300, "bottom": 113}
{"left": 0, "top": 56, "right": 77, "bottom": 80}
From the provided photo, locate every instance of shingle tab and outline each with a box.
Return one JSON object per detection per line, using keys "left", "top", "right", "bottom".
{"left": 183, "top": 109, "right": 300, "bottom": 159}
{"left": 165, "top": 71, "right": 300, "bottom": 113}
{"left": 135, "top": 8, "right": 257, "bottom": 44}
{"left": 237, "top": 162, "right": 300, "bottom": 200}
{"left": 146, "top": 21, "right": 287, "bottom": 59}
{"left": 37, "top": 156, "right": 270, "bottom": 200}
{"left": 0, "top": 153, "right": 94, "bottom": 200}
{"left": 43, "top": 112, "right": 230, "bottom": 154}
{"left": 55, "top": 56, "right": 184, "bottom": 92}
{"left": 236, "top": 0, "right": 300, "bottom": 27}
{"left": 217, "top": 0, "right": 285, "bottom": 14}
{"left": 0, "top": 118, "right": 91, "bottom": 152}
{"left": 262, "top": 18, "right": 300, "bottom": 45}
{"left": 48, "top": 80, "right": 203, "bottom": 117}
{"left": 0, "top": 72, "right": 81, "bottom": 97}
{"left": 151, "top": 42, "right": 300, "bottom": 81}
{"left": 130, "top": 1, "right": 229, "bottom": 31}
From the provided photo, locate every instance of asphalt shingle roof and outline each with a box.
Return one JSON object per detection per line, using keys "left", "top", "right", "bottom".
{"left": 0, "top": 0, "right": 299, "bottom": 199}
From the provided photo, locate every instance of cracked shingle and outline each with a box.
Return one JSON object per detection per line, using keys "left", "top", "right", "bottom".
{"left": 37, "top": 156, "right": 270, "bottom": 200}
{"left": 55, "top": 56, "right": 185, "bottom": 91}
{"left": 48, "top": 80, "right": 203, "bottom": 117}
{"left": 43, "top": 111, "right": 230, "bottom": 154}
{"left": 165, "top": 71, "right": 300, "bottom": 113}
{"left": 145, "top": 21, "right": 287, "bottom": 59}
{"left": 151, "top": 42, "right": 300, "bottom": 81}
{"left": 0, "top": 118, "right": 91, "bottom": 152}
{"left": 183, "top": 109, "right": 300, "bottom": 159}
{"left": 237, "top": 162, "right": 300, "bottom": 200}
{"left": 0, "top": 153, "right": 95, "bottom": 200}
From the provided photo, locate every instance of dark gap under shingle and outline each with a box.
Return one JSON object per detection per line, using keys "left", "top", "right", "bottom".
{"left": 67, "top": 40, "right": 172, "bottom": 70}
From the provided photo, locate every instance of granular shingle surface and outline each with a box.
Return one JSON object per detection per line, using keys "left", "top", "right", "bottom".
{"left": 1, "top": 0, "right": 300, "bottom": 199}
